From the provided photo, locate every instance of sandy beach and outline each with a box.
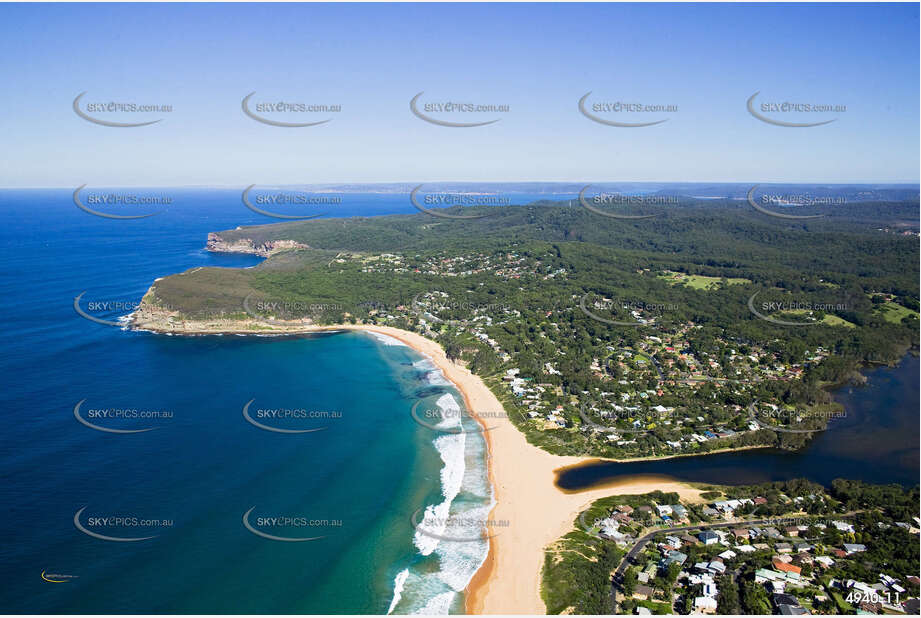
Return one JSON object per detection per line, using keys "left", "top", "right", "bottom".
{"left": 129, "top": 310, "right": 703, "bottom": 614}
{"left": 335, "top": 326, "right": 705, "bottom": 614}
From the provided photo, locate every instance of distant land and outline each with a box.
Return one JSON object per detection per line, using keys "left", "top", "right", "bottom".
{"left": 201, "top": 182, "right": 920, "bottom": 202}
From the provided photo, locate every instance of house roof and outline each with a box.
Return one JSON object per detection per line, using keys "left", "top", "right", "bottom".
{"left": 634, "top": 584, "right": 654, "bottom": 597}
{"left": 773, "top": 558, "right": 802, "bottom": 575}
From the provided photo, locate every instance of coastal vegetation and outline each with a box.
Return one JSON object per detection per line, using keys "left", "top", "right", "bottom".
{"left": 134, "top": 199, "right": 920, "bottom": 460}
{"left": 542, "top": 480, "right": 920, "bottom": 615}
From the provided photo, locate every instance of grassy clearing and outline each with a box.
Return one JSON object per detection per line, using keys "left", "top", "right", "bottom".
{"left": 779, "top": 309, "right": 856, "bottom": 328}
{"left": 877, "top": 300, "right": 919, "bottom": 324}
{"left": 658, "top": 271, "right": 750, "bottom": 290}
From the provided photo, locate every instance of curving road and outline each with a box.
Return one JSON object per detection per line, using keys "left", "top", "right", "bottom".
{"left": 608, "top": 511, "right": 861, "bottom": 611}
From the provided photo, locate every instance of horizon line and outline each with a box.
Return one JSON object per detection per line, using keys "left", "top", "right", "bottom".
{"left": 3, "top": 180, "right": 920, "bottom": 190}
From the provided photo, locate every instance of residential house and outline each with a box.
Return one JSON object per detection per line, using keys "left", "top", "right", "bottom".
{"left": 699, "top": 531, "right": 719, "bottom": 545}
{"left": 632, "top": 584, "right": 654, "bottom": 601}
{"left": 772, "top": 558, "right": 802, "bottom": 576}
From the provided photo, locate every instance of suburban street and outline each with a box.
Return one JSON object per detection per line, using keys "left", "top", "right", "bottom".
{"left": 608, "top": 512, "right": 861, "bottom": 612}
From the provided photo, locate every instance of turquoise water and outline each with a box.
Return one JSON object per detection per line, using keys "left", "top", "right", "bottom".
{"left": 1, "top": 189, "right": 915, "bottom": 612}
{"left": 0, "top": 190, "right": 491, "bottom": 613}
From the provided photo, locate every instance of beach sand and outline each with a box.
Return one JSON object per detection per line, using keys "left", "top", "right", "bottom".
{"left": 129, "top": 314, "right": 703, "bottom": 614}
{"left": 329, "top": 325, "right": 703, "bottom": 615}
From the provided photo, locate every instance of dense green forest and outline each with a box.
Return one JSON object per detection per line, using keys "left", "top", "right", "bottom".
{"left": 143, "top": 199, "right": 919, "bottom": 458}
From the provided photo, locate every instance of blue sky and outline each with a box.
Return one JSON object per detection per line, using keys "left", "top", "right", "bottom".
{"left": 0, "top": 2, "right": 917, "bottom": 186}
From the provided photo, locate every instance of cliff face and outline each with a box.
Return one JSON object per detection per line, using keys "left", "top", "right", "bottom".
{"left": 129, "top": 283, "right": 315, "bottom": 334}
{"left": 206, "top": 232, "right": 308, "bottom": 257}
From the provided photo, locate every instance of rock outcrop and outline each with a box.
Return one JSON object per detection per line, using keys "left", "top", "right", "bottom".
{"left": 206, "top": 232, "right": 308, "bottom": 257}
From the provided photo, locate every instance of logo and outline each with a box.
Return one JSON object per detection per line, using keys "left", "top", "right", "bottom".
{"left": 241, "top": 185, "right": 330, "bottom": 220}
{"left": 73, "top": 185, "right": 162, "bottom": 220}
{"left": 409, "top": 400, "right": 502, "bottom": 434}
{"left": 241, "top": 399, "right": 328, "bottom": 434}
{"left": 242, "top": 507, "right": 329, "bottom": 542}
{"left": 409, "top": 185, "right": 493, "bottom": 220}
{"left": 578, "top": 92, "right": 671, "bottom": 127}
{"left": 410, "top": 507, "right": 505, "bottom": 543}
{"left": 409, "top": 92, "right": 505, "bottom": 127}
{"left": 579, "top": 293, "right": 644, "bottom": 327}
{"left": 73, "top": 291, "right": 139, "bottom": 326}
{"left": 73, "top": 399, "right": 160, "bottom": 434}
{"left": 748, "top": 402, "right": 839, "bottom": 434}
{"left": 578, "top": 185, "right": 657, "bottom": 220}
{"left": 72, "top": 92, "right": 165, "bottom": 127}
{"left": 73, "top": 506, "right": 161, "bottom": 542}
{"left": 746, "top": 92, "right": 840, "bottom": 128}
{"left": 746, "top": 185, "right": 825, "bottom": 220}
{"left": 241, "top": 92, "right": 336, "bottom": 127}
{"left": 747, "top": 290, "right": 855, "bottom": 327}
{"left": 577, "top": 510, "right": 610, "bottom": 539}
{"left": 41, "top": 570, "right": 78, "bottom": 583}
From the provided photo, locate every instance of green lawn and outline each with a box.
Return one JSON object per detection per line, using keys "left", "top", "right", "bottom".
{"left": 779, "top": 309, "right": 856, "bottom": 328}
{"left": 877, "top": 300, "right": 919, "bottom": 324}
{"left": 821, "top": 314, "right": 856, "bottom": 328}
{"left": 658, "top": 272, "right": 750, "bottom": 290}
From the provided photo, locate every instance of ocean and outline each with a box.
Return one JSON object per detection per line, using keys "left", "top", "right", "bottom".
{"left": 0, "top": 189, "right": 515, "bottom": 614}
{"left": 2, "top": 188, "right": 917, "bottom": 613}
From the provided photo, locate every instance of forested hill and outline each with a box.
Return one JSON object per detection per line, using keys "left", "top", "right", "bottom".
{"left": 139, "top": 198, "right": 918, "bottom": 458}
{"left": 211, "top": 199, "right": 919, "bottom": 290}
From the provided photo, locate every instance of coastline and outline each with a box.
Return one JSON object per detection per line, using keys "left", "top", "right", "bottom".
{"left": 129, "top": 310, "right": 704, "bottom": 614}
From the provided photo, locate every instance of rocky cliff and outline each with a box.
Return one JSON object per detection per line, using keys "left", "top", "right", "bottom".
{"left": 206, "top": 232, "right": 308, "bottom": 257}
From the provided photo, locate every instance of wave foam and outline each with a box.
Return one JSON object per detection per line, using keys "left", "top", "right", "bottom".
{"left": 411, "top": 591, "right": 455, "bottom": 615}
{"left": 387, "top": 568, "right": 409, "bottom": 614}
{"left": 368, "top": 331, "right": 408, "bottom": 347}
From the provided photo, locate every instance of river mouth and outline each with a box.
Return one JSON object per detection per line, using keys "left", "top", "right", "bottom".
{"left": 553, "top": 467, "right": 686, "bottom": 494}
{"left": 555, "top": 354, "right": 920, "bottom": 492}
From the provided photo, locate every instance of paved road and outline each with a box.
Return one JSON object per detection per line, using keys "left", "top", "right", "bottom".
{"left": 612, "top": 518, "right": 782, "bottom": 581}
{"left": 608, "top": 511, "right": 861, "bottom": 611}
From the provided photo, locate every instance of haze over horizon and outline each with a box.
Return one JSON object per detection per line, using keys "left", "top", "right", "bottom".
{"left": 0, "top": 2, "right": 918, "bottom": 187}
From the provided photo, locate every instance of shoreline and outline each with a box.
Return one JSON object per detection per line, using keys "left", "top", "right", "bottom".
{"left": 129, "top": 313, "right": 705, "bottom": 614}
{"left": 131, "top": 307, "right": 918, "bottom": 611}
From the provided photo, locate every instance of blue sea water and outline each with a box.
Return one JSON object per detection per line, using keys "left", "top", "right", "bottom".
{"left": 2, "top": 189, "right": 917, "bottom": 612}
{"left": 0, "top": 189, "right": 508, "bottom": 614}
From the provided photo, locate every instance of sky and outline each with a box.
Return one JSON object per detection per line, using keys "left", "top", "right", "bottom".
{"left": 0, "top": 2, "right": 918, "bottom": 187}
